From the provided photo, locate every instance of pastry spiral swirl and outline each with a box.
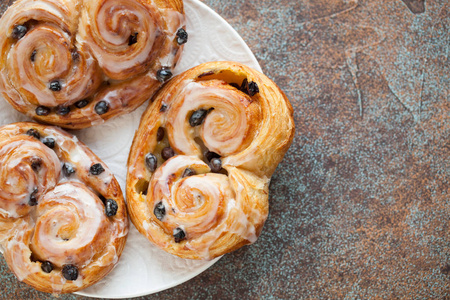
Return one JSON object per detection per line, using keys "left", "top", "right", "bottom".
{"left": 0, "top": 122, "right": 128, "bottom": 293}
{"left": 127, "top": 61, "right": 295, "bottom": 259}
{"left": 0, "top": 0, "right": 185, "bottom": 129}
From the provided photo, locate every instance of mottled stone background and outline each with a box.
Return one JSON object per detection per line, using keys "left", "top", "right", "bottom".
{"left": 0, "top": 0, "right": 449, "bottom": 299}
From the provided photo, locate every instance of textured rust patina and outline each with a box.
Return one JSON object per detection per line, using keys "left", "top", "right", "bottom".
{"left": 0, "top": 0, "right": 449, "bottom": 299}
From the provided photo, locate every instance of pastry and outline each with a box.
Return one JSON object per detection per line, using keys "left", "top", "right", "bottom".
{"left": 126, "top": 61, "right": 295, "bottom": 260}
{"left": 0, "top": 122, "right": 128, "bottom": 293}
{"left": 0, "top": 0, "right": 185, "bottom": 129}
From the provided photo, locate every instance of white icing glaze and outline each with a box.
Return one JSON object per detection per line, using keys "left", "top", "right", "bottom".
{"left": 156, "top": 9, "right": 185, "bottom": 67}
{"left": 146, "top": 155, "right": 261, "bottom": 259}
{"left": 0, "top": 0, "right": 81, "bottom": 105}
{"left": 4, "top": 219, "right": 40, "bottom": 281}
{"left": 93, "top": 0, "right": 158, "bottom": 75}
{"left": 166, "top": 81, "right": 251, "bottom": 157}
{"left": 0, "top": 138, "right": 61, "bottom": 219}
{"left": 30, "top": 182, "right": 107, "bottom": 268}
{"left": 225, "top": 200, "right": 257, "bottom": 244}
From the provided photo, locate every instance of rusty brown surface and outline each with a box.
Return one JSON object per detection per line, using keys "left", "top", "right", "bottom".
{"left": 0, "top": 0, "right": 449, "bottom": 299}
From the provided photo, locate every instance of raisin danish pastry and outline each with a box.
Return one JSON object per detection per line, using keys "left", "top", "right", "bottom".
{"left": 0, "top": 122, "right": 128, "bottom": 293}
{"left": 127, "top": 61, "right": 295, "bottom": 260}
{"left": 0, "top": 0, "right": 185, "bottom": 129}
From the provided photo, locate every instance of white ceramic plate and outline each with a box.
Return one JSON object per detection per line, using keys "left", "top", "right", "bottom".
{"left": 0, "top": 0, "right": 261, "bottom": 298}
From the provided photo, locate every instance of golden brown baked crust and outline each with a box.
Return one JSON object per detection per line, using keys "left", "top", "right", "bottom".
{"left": 0, "top": 0, "right": 185, "bottom": 129}
{"left": 126, "top": 61, "right": 295, "bottom": 260}
{"left": 0, "top": 122, "right": 128, "bottom": 293}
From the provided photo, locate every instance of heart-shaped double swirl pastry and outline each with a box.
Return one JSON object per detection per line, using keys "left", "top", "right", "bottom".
{"left": 0, "top": 123, "right": 128, "bottom": 293}
{"left": 127, "top": 61, "right": 295, "bottom": 260}
{"left": 0, "top": 0, "right": 185, "bottom": 129}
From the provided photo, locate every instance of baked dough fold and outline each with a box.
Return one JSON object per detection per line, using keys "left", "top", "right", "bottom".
{"left": 127, "top": 61, "right": 295, "bottom": 259}
{"left": 0, "top": 0, "right": 185, "bottom": 129}
{"left": 0, "top": 122, "right": 128, "bottom": 293}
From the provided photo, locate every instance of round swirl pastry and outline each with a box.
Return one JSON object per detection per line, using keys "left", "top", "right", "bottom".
{"left": 127, "top": 61, "right": 295, "bottom": 260}
{"left": 0, "top": 122, "right": 128, "bottom": 293}
{"left": 0, "top": 0, "right": 185, "bottom": 129}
